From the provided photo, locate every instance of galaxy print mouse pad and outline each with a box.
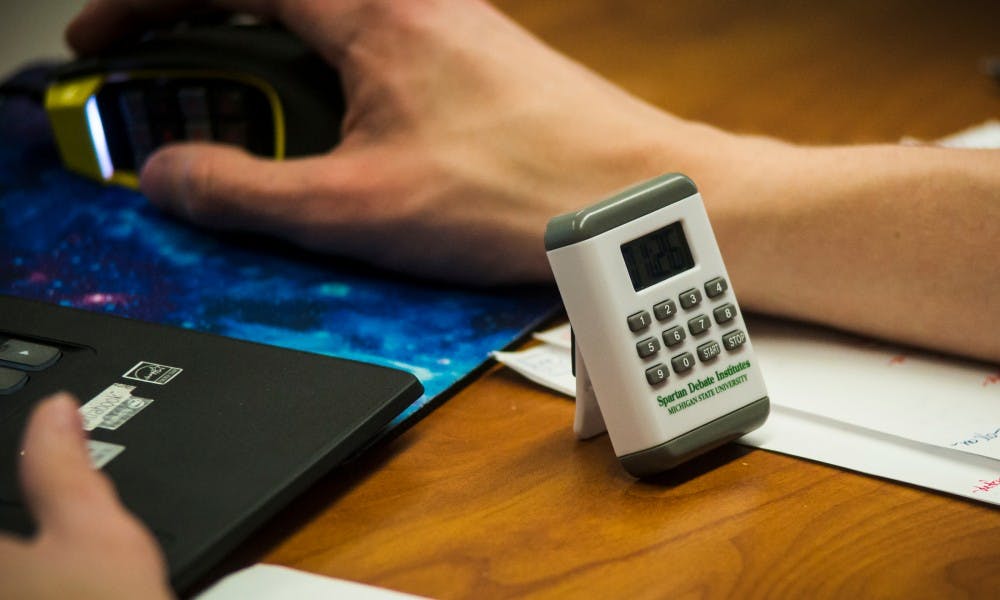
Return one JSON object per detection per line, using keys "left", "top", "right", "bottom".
{"left": 0, "top": 66, "right": 560, "bottom": 433}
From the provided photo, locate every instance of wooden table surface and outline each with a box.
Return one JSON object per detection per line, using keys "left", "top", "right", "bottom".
{"left": 208, "top": 1, "right": 1000, "bottom": 597}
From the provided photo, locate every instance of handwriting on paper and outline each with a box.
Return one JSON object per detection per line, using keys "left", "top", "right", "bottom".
{"left": 951, "top": 427, "right": 1000, "bottom": 449}
{"left": 972, "top": 476, "right": 1000, "bottom": 494}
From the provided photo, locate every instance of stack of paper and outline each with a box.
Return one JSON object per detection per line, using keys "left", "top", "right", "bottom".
{"left": 494, "top": 319, "right": 1000, "bottom": 505}
{"left": 744, "top": 319, "right": 1000, "bottom": 504}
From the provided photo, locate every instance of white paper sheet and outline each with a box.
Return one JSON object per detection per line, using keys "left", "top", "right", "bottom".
{"left": 533, "top": 325, "right": 572, "bottom": 349}
{"left": 751, "top": 318, "right": 1000, "bottom": 461}
{"left": 935, "top": 119, "right": 1000, "bottom": 148}
{"left": 742, "top": 405, "right": 1000, "bottom": 504}
{"left": 195, "top": 565, "right": 427, "bottom": 600}
{"left": 493, "top": 345, "right": 575, "bottom": 397}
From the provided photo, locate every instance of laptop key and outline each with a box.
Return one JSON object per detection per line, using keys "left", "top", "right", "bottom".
{"left": 0, "top": 367, "right": 27, "bottom": 395}
{"left": 0, "top": 339, "right": 61, "bottom": 371}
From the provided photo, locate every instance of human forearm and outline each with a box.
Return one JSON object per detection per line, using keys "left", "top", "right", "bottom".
{"left": 700, "top": 138, "right": 1000, "bottom": 363}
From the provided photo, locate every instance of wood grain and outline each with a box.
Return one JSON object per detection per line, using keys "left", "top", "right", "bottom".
{"left": 203, "top": 1, "right": 1000, "bottom": 598}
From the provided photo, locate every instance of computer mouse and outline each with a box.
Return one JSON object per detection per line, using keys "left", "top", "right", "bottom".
{"left": 45, "top": 23, "right": 345, "bottom": 188}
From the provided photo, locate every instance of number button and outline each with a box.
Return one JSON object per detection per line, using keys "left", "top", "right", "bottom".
{"left": 636, "top": 336, "right": 661, "bottom": 358}
{"left": 679, "top": 288, "right": 702, "bottom": 309}
{"left": 627, "top": 310, "right": 652, "bottom": 332}
{"left": 697, "top": 341, "right": 721, "bottom": 362}
{"left": 662, "top": 326, "right": 686, "bottom": 347}
{"left": 671, "top": 352, "right": 696, "bottom": 374}
{"left": 645, "top": 364, "right": 669, "bottom": 385}
{"left": 713, "top": 303, "right": 737, "bottom": 324}
{"left": 705, "top": 277, "right": 728, "bottom": 298}
{"left": 653, "top": 299, "right": 677, "bottom": 321}
{"left": 722, "top": 329, "right": 747, "bottom": 351}
{"left": 688, "top": 314, "right": 711, "bottom": 336}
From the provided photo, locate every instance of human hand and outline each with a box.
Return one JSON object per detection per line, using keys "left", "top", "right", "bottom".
{"left": 66, "top": 0, "right": 732, "bottom": 285}
{"left": 0, "top": 393, "right": 172, "bottom": 600}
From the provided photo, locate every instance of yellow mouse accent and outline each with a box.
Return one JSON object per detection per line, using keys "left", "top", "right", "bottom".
{"left": 45, "top": 70, "right": 284, "bottom": 189}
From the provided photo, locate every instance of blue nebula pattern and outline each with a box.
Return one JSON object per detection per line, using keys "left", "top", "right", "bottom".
{"left": 0, "top": 86, "right": 559, "bottom": 430}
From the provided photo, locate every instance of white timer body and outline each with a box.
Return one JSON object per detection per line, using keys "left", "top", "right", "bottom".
{"left": 545, "top": 173, "right": 768, "bottom": 477}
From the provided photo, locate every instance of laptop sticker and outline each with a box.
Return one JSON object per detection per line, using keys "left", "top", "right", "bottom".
{"left": 79, "top": 383, "right": 136, "bottom": 431}
{"left": 99, "top": 395, "right": 154, "bottom": 431}
{"left": 87, "top": 440, "right": 126, "bottom": 469}
{"left": 123, "top": 361, "right": 183, "bottom": 385}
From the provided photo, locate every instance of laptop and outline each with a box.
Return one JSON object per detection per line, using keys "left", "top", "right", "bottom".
{"left": 0, "top": 295, "right": 423, "bottom": 590}
{"left": 0, "top": 67, "right": 559, "bottom": 591}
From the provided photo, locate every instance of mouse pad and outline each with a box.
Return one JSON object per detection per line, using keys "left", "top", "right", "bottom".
{"left": 0, "top": 65, "right": 560, "bottom": 434}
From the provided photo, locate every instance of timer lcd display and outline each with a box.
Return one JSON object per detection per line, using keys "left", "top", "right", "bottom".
{"left": 620, "top": 221, "right": 695, "bottom": 291}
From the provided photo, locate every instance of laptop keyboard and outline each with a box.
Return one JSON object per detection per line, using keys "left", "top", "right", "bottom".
{"left": 0, "top": 338, "right": 62, "bottom": 395}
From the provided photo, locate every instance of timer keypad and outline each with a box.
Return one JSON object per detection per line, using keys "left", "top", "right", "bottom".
{"left": 653, "top": 299, "right": 676, "bottom": 321}
{"left": 662, "top": 326, "right": 685, "bottom": 347}
{"left": 722, "top": 329, "right": 747, "bottom": 351}
{"left": 714, "top": 304, "right": 736, "bottom": 324}
{"left": 636, "top": 336, "right": 660, "bottom": 358}
{"left": 671, "top": 352, "right": 695, "bottom": 374}
{"left": 696, "top": 341, "right": 721, "bottom": 361}
{"left": 679, "top": 288, "right": 702, "bottom": 309}
{"left": 645, "top": 364, "right": 668, "bottom": 385}
{"left": 624, "top": 276, "right": 747, "bottom": 386}
{"left": 687, "top": 314, "right": 711, "bottom": 336}
{"left": 705, "top": 277, "right": 728, "bottom": 298}
{"left": 627, "top": 310, "right": 652, "bottom": 332}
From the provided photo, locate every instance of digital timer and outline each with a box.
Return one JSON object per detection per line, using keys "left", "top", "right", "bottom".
{"left": 545, "top": 173, "right": 769, "bottom": 477}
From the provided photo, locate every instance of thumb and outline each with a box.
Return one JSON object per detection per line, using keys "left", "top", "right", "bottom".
{"left": 18, "top": 393, "right": 123, "bottom": 535}
{"left": 139, "top": 142, "right": 350, "bottom": 237}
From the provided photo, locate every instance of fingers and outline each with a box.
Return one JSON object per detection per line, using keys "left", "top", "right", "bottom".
{"left": 18, "top": 393, "right": 122, "bottom": 536}
{"left": 66, "top": 0, "right": 204, "bottom": 56}
{"left": 0, "top": 535, "right": 37, "bottom": 599}
{"left": 11, "top": 394, "right": 173, "bottom": 599}
{"left": 66, "top": 0, "right": 375, "bottom": 60}
{"left": 139, "top": 142, "right": 362, "bottom": 241}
